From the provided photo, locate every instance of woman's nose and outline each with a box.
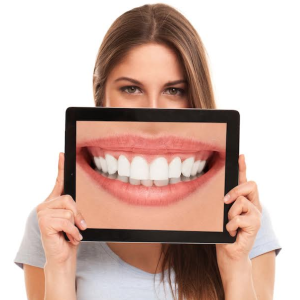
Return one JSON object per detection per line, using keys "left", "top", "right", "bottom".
{"left": 130, "top": 95, "right": 161, "bottom": 108}
{"left": 145, "top": 95, "right": 189, "bottom": 109}
{"left": 147, "top": 95, "right": 160, "bottom": 108}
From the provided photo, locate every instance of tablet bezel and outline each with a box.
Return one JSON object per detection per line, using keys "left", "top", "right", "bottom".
{"left": 64, "top": 107, "right": 239, "bottom": 244}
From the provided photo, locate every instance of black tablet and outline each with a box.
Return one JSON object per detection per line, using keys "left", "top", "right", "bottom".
{"left": 64, "top": 107, "right": 240, "bottom": 244}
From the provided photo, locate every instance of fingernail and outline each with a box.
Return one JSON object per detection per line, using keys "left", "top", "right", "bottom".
{"left": 79, "top": 234, "right": 83, "bottom": 240}
{"left": 224, "top": 194, "right": 230, "bottom": 202}
{"left": 80, "top": 219, "right": 87, "bottom": 229}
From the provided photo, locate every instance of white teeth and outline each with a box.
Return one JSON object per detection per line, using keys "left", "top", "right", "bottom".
{"left": 99, "top": 157, "right": 108, "bottom": 173}
{"left": 93, "top": 154, "right": 208, "bottom": 185}
{"left": 197, "top": 160, "right": 206, "bottom": 173}
{"left": 141, "top": 179, "right": 153, "bottom": 187}
{"left": 181, "top": 157, "right": 195, "bottom": 177}
{"left": 108, "top": 173, "right": 117, "bottom": 179}
{"left": 93, "top": 157, "right": 102, "bottom": 170}
{"left": 191, "top": 160, "right": 200, "bottom": 176}
{"left": 150, "top": 157, "right": 169, "bottom": 180}
{"left": 117, "top": 175, "right": 129, "bottom": 183}
{"left": 181, "top": 175, "right": 191, "bottom": 182}
{"left": 168, "top": 157, "right": 182, "bottom": 178}
{"left": 129, "top": 178, "right": 140, "bottom": 185}
{"left": 169, "top": 177, "right": 181, "bottom": 184}
{"left": 154, "top": 179, "right": 169, "bottom": 186}
{"left": 118, "top": 155, "right": 130, "bottom": 177}
{"left": 130, "top": 156, "right": 149, "bottom": 180}
{"left": 105, "top": 154, "right": 118, "bottom": 175}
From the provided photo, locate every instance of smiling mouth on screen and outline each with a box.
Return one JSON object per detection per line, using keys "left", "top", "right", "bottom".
{"left": 76, "top": 134, "right": 226, "bottom": 206}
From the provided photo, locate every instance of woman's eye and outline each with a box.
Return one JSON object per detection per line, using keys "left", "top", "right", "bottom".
{"left": 120, "top": 86, "right": 185, "bottom": 96}
{"left": 165, "top": 87, "right": 185, "bottom": 96}
{"left": 120, "top": 86, "right": 141, "bottom": 94}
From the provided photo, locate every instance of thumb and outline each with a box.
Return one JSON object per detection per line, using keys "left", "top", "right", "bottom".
{"left": 238, "top": 154, "right": 247, "bottom": 185}
{"left": 47, "top": 152, "right": 65, "bottom": 201}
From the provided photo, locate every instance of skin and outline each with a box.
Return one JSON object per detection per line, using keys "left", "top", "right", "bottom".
{"left": 24, "top": 43, "right": 276, "bottom": 299}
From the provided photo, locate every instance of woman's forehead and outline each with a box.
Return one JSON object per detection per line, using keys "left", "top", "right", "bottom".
{"left": 108, "top": 44, "right": 186, "bottom": 83}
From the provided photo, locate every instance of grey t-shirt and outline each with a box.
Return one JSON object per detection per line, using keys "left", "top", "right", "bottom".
{"left": 14, "top": 204, "right": 281, "bottom": 300}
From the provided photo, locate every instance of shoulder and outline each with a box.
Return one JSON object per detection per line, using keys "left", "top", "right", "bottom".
{"left": 249, "top": 203, "right": 282, "bottom": 259}
{"left": 27, "top": 205, "right": 40, "bottom": 230}
{"left": 14, "top": 206, "right": 46, "bottom": 269}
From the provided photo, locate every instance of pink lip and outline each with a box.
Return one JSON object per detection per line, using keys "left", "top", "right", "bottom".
{"left": 77, "top": 133, "right": 225, "bottom": 153}
{"left": 76, "top": 134, "right": 226, "bottom": 206}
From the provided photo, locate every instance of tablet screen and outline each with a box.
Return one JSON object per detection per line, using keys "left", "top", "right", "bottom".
{"left": 76, "top": 121, "right": 226, "bottom": 232}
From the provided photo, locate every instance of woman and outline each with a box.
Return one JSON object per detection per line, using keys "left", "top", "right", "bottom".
{"left": 14, "top": 3, "right": 281, "bottom": 300}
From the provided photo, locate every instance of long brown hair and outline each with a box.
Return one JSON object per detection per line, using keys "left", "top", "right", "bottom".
{"left": 92, "top": 3, "right": 224, "bottom": 300}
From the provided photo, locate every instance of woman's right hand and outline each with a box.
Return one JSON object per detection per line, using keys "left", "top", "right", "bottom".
{"left": 36, "top": 152, "right": 87, "bottom": 266}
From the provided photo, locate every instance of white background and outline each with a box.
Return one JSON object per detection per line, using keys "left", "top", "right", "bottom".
{"left": 1, "top": 1, "right": 299, "bottom": 299}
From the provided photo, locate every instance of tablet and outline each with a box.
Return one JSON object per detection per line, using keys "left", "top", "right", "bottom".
{"left": 64, "top": 107, "right": 240, "bottom": 244}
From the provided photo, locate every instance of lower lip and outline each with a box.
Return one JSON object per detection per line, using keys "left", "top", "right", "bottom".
{"left": 76, "top": 148, "right": 225, "bottom": 207}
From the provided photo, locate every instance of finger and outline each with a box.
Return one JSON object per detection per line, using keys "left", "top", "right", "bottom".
{"left": 47, "top": 152, "right": 65, "bottom": 201}
{"left": 38, "top": 208, "right": 75, "bottom": 224}
{"left": 228, "top": 196, "right": 251, "bottom": 221}
{"left": 66, "top": 232, "right": 80, "bottom": 245}
{"left": 38, "top": 210, "right": 80, "bottom": 245}
{"left": 238, "top": 154, "right": 247, "bottom": 185}
{"left": 49, "top": 217, "right": 83, "bottom": 242}
{"left": 223, "top": 180, "right": 259, "bottom": 208}
{"left": 228, "top": 229, "right": 237, "bottom": 237}
{"left": 226, "top": 212, "right": 261, "bottom": 235}
{"left": 38, "top": 195, "right": 87, "bottom": 230}
{"left": 226, "top": 215, "right": 249, "bottom": 233}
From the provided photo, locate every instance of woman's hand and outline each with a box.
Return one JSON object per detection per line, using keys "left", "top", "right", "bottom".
{"left": 216, "top": 154, "right": 262, "bottom": 264}
{"left": 216, "top": 154, "right": 262, "bottom": 299}
{"left": 36, "top": 152, "right": 87, "bottom": 266}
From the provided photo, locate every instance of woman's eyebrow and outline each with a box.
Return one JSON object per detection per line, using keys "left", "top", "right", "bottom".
{"left": 114, "top": 77, "right": 187, "bottom": 87}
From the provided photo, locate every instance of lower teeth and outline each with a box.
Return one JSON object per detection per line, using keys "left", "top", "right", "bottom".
{"left": 93, "top": 167, "right": 205, "bottom": 186}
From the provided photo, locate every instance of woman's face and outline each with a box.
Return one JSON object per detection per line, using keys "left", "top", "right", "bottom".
{"left": 103, "top": 43, "right": 190, "bottom": 108}
{"left": 76, "top": 43, "right": 226, "bottom": 231}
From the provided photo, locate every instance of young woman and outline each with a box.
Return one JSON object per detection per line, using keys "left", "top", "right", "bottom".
{"left": 14, "top": 3, "right": 281, "bottom": 300}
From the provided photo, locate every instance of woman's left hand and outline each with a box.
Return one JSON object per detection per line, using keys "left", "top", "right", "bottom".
{"left": 216, "top": 154, "right": 262, "bottom": 264}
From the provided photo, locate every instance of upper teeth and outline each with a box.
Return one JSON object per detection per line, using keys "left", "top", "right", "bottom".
{"left": 93, "top": 154, "right": 207, "bottom": 181}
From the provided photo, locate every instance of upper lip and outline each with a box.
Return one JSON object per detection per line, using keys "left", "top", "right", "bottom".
{"left": 77, "top": 134, "right": 225, "bottom": 154}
